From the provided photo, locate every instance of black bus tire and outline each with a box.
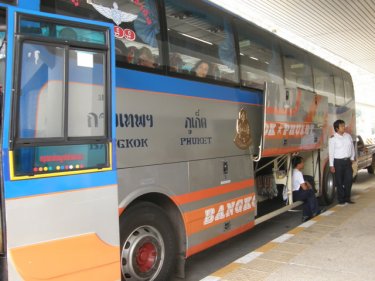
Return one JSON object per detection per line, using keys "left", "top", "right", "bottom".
{"left": 120, "top": 202, "right": 177, "bottom": 281}
{"left": 352, "top": 175, "right": 357, "bottom": 183}
{"left": 320, "top": 165, "right": 336, "bottom": 205}
{"left": 368, "top": 166, "right": 374, "bottom": 174}
{"left": 368, "top": 156, "right": 375, "bottom": 174}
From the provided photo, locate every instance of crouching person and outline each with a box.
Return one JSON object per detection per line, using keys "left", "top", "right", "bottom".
{"left": 292, "top": 156, "right": 323, "bottom": 222}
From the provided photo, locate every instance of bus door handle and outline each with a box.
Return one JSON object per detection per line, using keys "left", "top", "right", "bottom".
{"left": 223, "top": 161, "right": 228, "bottom": 175}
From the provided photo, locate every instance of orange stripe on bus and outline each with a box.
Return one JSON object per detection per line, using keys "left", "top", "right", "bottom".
{"left": 10, "top": 233, "right": 120, "bottom": 281}
{"left": 265, "top": 134, "right": 314, "bottom": 140}
{"left": 186, "top": 222, "right": 254, "bottom": 257}
{"left": 171, "top": 179, "right": 254, "bottom": 206}
{"left": 262, "top": 144, "right": 320, "bottom": 157}
{"left": 184, "top": 193, "right": 255, "bottom": 235}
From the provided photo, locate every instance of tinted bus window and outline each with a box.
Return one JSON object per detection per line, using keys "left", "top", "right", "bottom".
{"left": 311, "top": 56, "right": 335, "bottom": 104}
{"left": 281, "top": 42, "right": 313, "bottom": 91}
{"left": 18, "top": 43, "right": 65, "bottom": 138}
{"left": 333, "top": 68, "right": 345, "bottom": 106}
{"left": 68, "top": 49, "right": 106, "bottom": 137}
{"left": 0, "top": 0, "right": 17, "bottom": 5}
{"left": 235, "top": 20, "right": 283, "bottom": 89}
{"left": 164, "top": 0, "right": 238, "bottom": 83}
{"left": 18, "top": 42, "right": 107, "bottom": 139}
{"left": 41, "top": 0, "right": 161, "bottom": 69}
{"left": 20, "top": 18, "right": 105, "bottom": 44}
{"left": 343, "top": 71, "right": 354, "bottom": 103}
{"left": 14, "top": 14, "right": 110, "bottom": 177}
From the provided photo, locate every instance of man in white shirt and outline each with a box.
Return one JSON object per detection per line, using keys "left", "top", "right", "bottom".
{"left": 292, "top": 156, "right": 322, "bottom": 222}
{"left": 328, "top": 119, "right": 355, "bottom": 205}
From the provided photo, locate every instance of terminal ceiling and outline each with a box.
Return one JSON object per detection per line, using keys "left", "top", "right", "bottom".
{"left": 209, "top": 0, "right": 375, "bottom": 74}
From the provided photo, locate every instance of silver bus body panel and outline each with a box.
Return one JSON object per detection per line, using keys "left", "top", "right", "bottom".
{"left": 115, "top": 88, "right": 259, "bottom": 168}
{"left": 116, "top": 87, "right": 256, "bottom": 254}
{"left": 262, "top": 83, "right": 328, "bottom": 156}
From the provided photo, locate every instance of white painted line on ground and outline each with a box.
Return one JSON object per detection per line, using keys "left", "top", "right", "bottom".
{"left": 336, "top": 203, "right": 348, "bottom": 207}
{"left": 300, "top": 220, "right": 316, "bottom": 228}
{"left": 320, "top": 210, "right": 335, "bottom": 216}
{"left": 272, "top": 233, "right": 294, "bottom": 243}
{"left": 200, "top": 276, "right": 221, "bottom": 281}
{"left": 234, "top": 251, "right": 263, "bottom": 264}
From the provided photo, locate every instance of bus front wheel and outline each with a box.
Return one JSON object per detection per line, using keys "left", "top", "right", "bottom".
{"left": 120, "top": 202, "right": 177, "bottom": 281}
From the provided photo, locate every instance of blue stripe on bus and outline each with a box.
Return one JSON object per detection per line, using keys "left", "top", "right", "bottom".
{"left": 4, "top": 170, "right": 117, "bottom": 199}
{"left": 18, "top": 0, "right": 41, "bottom": 11}
{"left": 2, "top": 6, "right": 16, "bottom": 151}
{"left": 116, "top": 68, "right": 263, "bottom": 105}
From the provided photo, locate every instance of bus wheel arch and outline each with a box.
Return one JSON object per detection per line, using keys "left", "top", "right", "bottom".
{"left": 119, "top": 194, "right": 186, "bottom": 280}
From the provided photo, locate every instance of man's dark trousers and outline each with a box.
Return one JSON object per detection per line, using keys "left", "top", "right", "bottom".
{"left": 293, "top": 189, "right": 319, "bottom": 217}
{"left": 334, "top": 158, "right": 353, "bottom": 203}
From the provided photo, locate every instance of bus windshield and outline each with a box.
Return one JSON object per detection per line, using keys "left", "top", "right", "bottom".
{"left": 12, "top": 15, "right": 110, "bottom": 177}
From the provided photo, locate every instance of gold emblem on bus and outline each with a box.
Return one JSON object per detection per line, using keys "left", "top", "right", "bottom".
{"left": 234, "top": 108, "right": 252, "bottom": 150}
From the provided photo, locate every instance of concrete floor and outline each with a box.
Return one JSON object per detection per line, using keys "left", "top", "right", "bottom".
{"left": 201, "top": 172, "right": 375, "bottom": 281}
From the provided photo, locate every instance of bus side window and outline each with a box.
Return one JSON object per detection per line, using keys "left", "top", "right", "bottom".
{"left": 164, "top": 0, "right": 239, "bottom": 83}
{"left": 332, "top": 67, "right": 345, "bottom": 106}
{"left": 343, "top": 71, "right": 354, "bottom": 104}
{"left": 235, "top": 20, "right": 283, "bottom": 90}
{"left": 40, "top": 0, "right": 162, "bottom": 69}
{"left": 311, "top": 56, "right": 335, "bottom": 105}
{"left": 281, "top": 42, "right": 314, "bottom": 91}
{"left": 116, "top": 0, "right": 162, "bottom": 69}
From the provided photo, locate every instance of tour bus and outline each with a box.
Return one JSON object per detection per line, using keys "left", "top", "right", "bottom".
{"left": 0, "top": 1, "right": 356, "bottom": 280}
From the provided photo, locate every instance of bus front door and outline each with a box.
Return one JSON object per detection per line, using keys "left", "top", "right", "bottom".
{"left": 0, "top": 6, "right": 6, "bottom": 279}
{"left": 1, "top": 6, "right": 119, "bottom": 281}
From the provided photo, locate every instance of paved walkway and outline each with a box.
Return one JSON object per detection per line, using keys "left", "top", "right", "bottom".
{"left": 200, "top": 184, "right": 375, "bottom": 281}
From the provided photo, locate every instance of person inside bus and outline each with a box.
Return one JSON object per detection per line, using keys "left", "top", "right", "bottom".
{"left": 115, "top": 39, "right": 127, "bottom": 57}
{"left": 210, "top": 63, "right": 221, "bottom": 80}
{"left": 137, "top": 46, "right": 155, "bottom": 68}
{"left": 169, "top": 52, "right": 184, "bottom": 73}
{"left": 126, "top": 46, "right": 139, "bottom": 64}
{"left": 292, "top": 156, "right": 323, "bottom": 222}
{"left": 192, "top": 60, "right": 211, "bottom": 78}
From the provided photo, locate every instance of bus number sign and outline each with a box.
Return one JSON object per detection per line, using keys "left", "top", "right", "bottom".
{"left": 114, "top": 26, "right": 136, "bottom": 41}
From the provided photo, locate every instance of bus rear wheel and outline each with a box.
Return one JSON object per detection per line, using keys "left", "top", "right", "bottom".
{"left": 120, "top": 202, "right": 177, "bottom": 281}
{"left": 320, "top": 165, "right": 336, "bottom": 205}
{"left": 367, "top": 156, "right": 375, "bottom": 174}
